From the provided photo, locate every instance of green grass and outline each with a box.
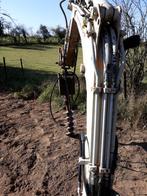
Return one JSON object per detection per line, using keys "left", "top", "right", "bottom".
{"left": 0, "top": 44, "right": 83, "bottom": 73}
{"left": 0, "top": 45, "right": 61, "bottom": 73}
{"left": 0, "top": 44, "right": 83, "bottom": 100}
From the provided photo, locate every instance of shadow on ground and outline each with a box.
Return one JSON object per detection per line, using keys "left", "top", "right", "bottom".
{"left": 0, "top": 65, "right": 57, "bottom": 93}
{"left": 9, "top": 44, "right": 55, "bottom": 51}
{"left": 119, "top": 142, "right": 147, "bottom": 152}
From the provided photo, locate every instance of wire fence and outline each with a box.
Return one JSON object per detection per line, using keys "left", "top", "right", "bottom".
{"left": 0, "top": 57, "right": 25, "bottom": 85}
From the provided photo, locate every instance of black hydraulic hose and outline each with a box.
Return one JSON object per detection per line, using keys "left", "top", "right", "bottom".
{"left": 49, "top": 78, "right": 65, "bottom": 127}
{"left": 63, "top": 70, "right": 72, "bottom": 112}
{"left": 49, "top": 73, "right": 80, "bottom": 127}
{"left": 59, "top": 0, "right": 69, "bottom": 67}
{"left": 49, "top": 78, "right": 58, "bottom": 124}
{"left": 49, "top": 76, "right": 80, "bottom": 139}
{"left": 60, "top": 0, "right": 68, "bottom": 29}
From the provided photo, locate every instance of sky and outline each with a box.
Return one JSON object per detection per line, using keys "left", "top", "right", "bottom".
{"left": 1, "top": 0, "right": 70, "bottom": 33}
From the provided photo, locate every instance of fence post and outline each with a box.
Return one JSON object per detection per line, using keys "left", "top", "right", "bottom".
{"left": 3, "top": 57, "right": 7, "bottom": 83}
{"left": 20, "top": 58, "right": 24, "bottom": 77}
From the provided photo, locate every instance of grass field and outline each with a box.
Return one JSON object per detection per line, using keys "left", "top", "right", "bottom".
{"left": 0, "top": 45, "right": 83, "bottom": 73}
{"left": 0, "top": 44, "right": 83, "bottom": 100}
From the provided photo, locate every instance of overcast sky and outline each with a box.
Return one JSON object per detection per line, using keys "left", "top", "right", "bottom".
{"left": 1, "top": 0, "right": 70, "bottom": 33}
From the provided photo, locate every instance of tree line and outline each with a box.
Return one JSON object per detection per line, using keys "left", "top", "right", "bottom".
{"left": 0, "top": 19, "right": 66, "bottom": 45}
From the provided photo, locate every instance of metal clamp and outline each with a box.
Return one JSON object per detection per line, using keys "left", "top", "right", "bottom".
{"left": 79, "top": 157, "right": 90, "bottom": 165}
{"left": 92, "top": 87, "right": 103, "bottom": 93}
{"left": 99, "top": 167, "right": 110, "bottom": 174}
{"left": 92, "top": 87, "right": 118, "bottom": 94}
{"left": 103, "top": 87, "right": 117, "bottom": 94}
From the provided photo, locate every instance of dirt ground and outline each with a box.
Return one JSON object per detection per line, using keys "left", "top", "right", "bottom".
{"left": 0, "top": 92, "right": 147, "bottom": 196}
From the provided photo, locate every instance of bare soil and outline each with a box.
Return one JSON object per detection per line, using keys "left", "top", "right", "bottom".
{"left": 0, "top": 92, "right": 147, "bottom": 196}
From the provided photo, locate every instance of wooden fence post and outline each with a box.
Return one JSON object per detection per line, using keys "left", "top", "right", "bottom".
{"left": 20, "top": 58, "right": 24, "bottom": 77}
{"left": 3, "top": 57, "right": 7, "bottom": 83}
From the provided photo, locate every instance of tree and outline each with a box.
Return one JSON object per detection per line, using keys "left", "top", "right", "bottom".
{"left": 10, "top": 25, "right": 29, "bottom": 44}
{"left": 39, "top": 25, "right": 50, "bottom": 42}
{"left": 10, "top": 26, "right": 21, "bottom": 44}
{"left": 20, "top": 26, "right": 28, "bottom": 43}
{"left": 112, "top": 0, "right": 147, "bottom": 94}
{"left": 0, "top": 17, "right": 4, "bottom": 36}
{"left": 0, "top": 5, "right": 16, "bottom": 36}
{"left": 0, "top": 1, "right": 4, "bottom": 36}
{"left": 4, "top": 21, "right": 12, "bottom": 34}
{"left": 51, "top": 25, "right": 66, "bottom": 43}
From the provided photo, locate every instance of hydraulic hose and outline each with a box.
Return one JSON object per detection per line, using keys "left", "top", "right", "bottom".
{"left": 60, "top": 0, "right": 68, "bottom": 29}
